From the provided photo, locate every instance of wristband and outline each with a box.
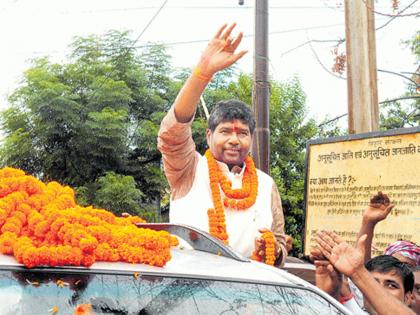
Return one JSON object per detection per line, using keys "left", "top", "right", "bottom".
{"left": 339, "top": 293, "right": 353, "bottom": 304}
{"left": 193, "top": 67, "right": 212, "bottom": 82}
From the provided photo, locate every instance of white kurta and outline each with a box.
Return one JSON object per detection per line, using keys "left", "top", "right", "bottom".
{"left": 170, "top": 152, "right": 274, "bottom": 258}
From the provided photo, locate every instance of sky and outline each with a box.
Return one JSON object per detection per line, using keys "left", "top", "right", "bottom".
{"left": 0, "top": 0, "right": 418, "bottom": 127}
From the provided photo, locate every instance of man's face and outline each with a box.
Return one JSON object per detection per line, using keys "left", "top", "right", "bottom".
{"left": 206, "top": 119, "right": 252, "bottom": 169}
{"left": 370, "top": 270, "right": 409, "bottom": 303}
{"left": 412, "top": 271, "right": 420, "bottom": 314}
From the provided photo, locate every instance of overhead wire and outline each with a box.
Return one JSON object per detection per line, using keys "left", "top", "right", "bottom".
{"left": 376, "top": 0, "right": 419, "bottom": 30}
{"left": 91, "top": 0, "right": 168, "bottom": 98}
{"left": 23, "top": 22, "right": 348, "bottom": 56}
{"left": 50, "top": 3, "right": 419, "bottom": 14}
{"left": 361, "top": 0, "right": 419, "bottom": 17}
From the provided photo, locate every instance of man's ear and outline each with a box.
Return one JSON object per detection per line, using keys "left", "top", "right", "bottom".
{"left": 404, "top": 291, "right": 414, "bottom": 306}
{"left": 206, "top": 128, "right": 212, "bottom": 146}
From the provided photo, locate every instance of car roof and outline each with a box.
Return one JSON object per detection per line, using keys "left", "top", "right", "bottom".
{"left": 0, "top": 223, "right": 352, "bottom": 314}
{"left": 0, "top": 247, "right": 303, "bottom": 286}
{"left": 0, "top": 223, "right": 307, "bottom": 285}
{"left": 0, "top": 248, "right": 351, "bottom": 314}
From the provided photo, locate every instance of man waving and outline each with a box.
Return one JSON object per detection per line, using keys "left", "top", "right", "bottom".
{"left": 158, "top": 23, "right": 287, "bottom": 266}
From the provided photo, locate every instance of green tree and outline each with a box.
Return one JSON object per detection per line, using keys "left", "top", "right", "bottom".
{"left": 79, "top": 172, "right": 144, "bottom": 215}
{"left": 268, "top": 77, "right": 319, "bottom": 255}
{"left": 0, "top": 31, "right": 172, "bottom": 219}
{"left": 380, "top": 31, "right": 419, "bottom": 129}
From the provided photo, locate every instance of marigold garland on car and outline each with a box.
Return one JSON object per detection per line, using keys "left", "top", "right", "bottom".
{"left": 73, "top": 304, "right": 93, "bottom": 315}
{"left": 0, "top": 167, "right": 178, "bottom": 268}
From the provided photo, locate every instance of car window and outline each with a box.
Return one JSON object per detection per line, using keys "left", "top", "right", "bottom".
{"left": 0, "top": 270, "right": 345, "bottom": 314}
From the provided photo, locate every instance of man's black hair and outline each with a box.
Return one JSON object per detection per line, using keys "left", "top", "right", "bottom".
{"left": 365, "top": 255, "right": 414, "bottom": 293}
{"left": 208, "top": 99, "right": 256, "bottom": 134}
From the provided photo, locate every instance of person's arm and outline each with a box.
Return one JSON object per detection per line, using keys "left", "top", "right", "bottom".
{"left": 173, "top": 23, "right": 247, "bottom": 122}
{"left": 263, "top": 183, "right": 286, "bottom": 266}
{"left": 358, "top": 192, "right": 394, "bottom": 262}
{"left": 341, "top": 297, "right": 369, "bottom": 315}
{"left": 157, "top": 23, "right": 246, "bottom": 199}
{"left": 317, "top": 231, "right": 415, "bottom": 315}
{"left": 351, "top": 267, "right": 415, "bottom": 315}
{"left": 313, "top": 243, "right": 355, "bottom": 303}
{"left": 157, "top": 106, "right": 198, "bottom": 199}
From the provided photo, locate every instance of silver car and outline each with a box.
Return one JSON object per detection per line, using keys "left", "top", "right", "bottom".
{"left": 0, "top": 224, "right": 351, "bottom": 314}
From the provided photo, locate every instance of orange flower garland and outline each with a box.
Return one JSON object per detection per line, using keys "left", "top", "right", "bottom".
{"left": 205, "top": 149, "right": 258, "bottom": 244}
{"left": 73, "top": 304, "right": 93, "bottom": 315}
{"left": 0, "top": 167, "right": 178, "bottom": 268}
{"left": 251, "top": 231, "right": 276, "bottom": 266}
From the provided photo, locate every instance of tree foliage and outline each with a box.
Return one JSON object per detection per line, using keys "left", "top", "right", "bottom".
{"left": 0, "top": 31, "right": 169, "bottom": 219}
{"left": 380, "top": 30, "right": 419, "bottom": 129}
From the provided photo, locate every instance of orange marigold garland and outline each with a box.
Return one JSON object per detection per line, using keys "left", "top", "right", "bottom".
{"left": 251, "top": 231, "right": 276, "bottom": 266}
{"left": 205, "top": 149, "right": 258, "bottom": 244}
{"left": 73, "top": 304, "right": 93, "bottom": 315}
{"left": 0, "top": 167, "right": 178, "bottom": 268}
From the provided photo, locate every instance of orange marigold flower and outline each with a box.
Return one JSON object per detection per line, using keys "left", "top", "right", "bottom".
{"left": 73, "top": 304, "right": 93, "bottom": 315}
{"left": 1, "top": 222, "right": 21, "bottom": 234}
{"left": 0, "top": 231, "right": 17, "bottom": 254}
{"left": 205, "top": 150, "right": 258, "bottom": 243}
{"left": 0, "top": 167, "right": 178, "bottom": 268}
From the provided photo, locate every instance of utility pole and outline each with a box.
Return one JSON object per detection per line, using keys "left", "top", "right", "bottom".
{"left": 345, "top": 0, "right": 379, "bottom": 134}
{"left": 252, "top": 0, "right": 270, "bottom": 173}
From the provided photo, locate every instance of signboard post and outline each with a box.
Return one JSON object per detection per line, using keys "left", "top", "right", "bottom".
{"left": 304, "top": 127, "right": 420, "bottom": 256}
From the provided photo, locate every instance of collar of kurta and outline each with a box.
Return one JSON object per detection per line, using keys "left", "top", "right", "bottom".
{"left": 215, "top": 160, "right": 245, "bottom": 175}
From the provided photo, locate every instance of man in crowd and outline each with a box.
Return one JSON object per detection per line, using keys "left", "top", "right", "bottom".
{"left": 157, "top": 23, "right": 287, "bottom": 265}
{"left": 357, "top": 191, "right": 419, "bottom": 267}
{"left": 384, "top": 240, "right": 420, "bottom": 268}
{"left": 315, "top": 231, "right": 415, "bottom": 314}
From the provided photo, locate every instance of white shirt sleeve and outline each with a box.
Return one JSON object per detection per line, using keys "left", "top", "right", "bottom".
{"left": 343, "top": 297, "right": 369, "bottom": 315}
{"left": 348, "top": 278, "right": 364, "bottom": 308}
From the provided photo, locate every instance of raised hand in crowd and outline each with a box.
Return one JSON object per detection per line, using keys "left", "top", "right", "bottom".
{"left": 363, "top": 192, "right": 394, "bottom": 223}
{"left": 316, "top": 231, "right": 366, "bottom": 278}
{"left": 359, "top": 191, "right": 395, "bottom": 262}
{"left": 317, "top": 231, "right": 415, "bottom": 315}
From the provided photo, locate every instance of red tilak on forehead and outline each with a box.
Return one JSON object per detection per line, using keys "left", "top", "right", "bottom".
{"left": 233, "top": 121, "right": 240, "bottom": 133}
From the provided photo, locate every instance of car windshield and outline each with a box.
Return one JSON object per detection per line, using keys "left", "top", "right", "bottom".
{"left": 0, "top": 269, "right": 345, "bottom": 315}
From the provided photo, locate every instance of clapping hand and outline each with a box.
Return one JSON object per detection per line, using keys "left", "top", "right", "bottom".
{"left": 316, "top": 231, "right": 367, "bottom": 278}
{"left": 312, "top": 247, "right": 342, "bottom": 298}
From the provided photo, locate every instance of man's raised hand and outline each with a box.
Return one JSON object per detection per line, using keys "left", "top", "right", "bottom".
{"left": 197, "top": 23, "right": 247, "bottom": 78}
